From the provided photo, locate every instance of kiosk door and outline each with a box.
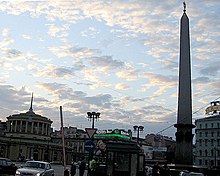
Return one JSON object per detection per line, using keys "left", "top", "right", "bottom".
{"left": 113, "top": 152, "right": 130, "bottom": 176}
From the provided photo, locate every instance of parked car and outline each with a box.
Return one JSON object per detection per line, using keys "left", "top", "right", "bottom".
{"left": 179, "top": 170, "right": 204, "bottom": 176}
{"left": 0, "top": 157, "right": 17, "bottom": 175}
{"left": 15, "top": 160, "right": 54, "bottom": 176}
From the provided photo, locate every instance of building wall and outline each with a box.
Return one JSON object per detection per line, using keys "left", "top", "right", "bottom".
{"left": 195, "top": 115, "right": 220, "bottom": 168}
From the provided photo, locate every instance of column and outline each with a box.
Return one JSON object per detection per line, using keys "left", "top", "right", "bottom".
{"left": 15, "top": 120, "right": 17, "bottom": 132}
{"left": 31, "top": 122, "right": 34, "bottom": 133}
{"left": 37, "top": 122, "right": 39, "bottom": 134}
{"left": 42, "top": 123, "right": 44, "bottom": 135}
{"left": 19, "top": 120, "right": 22, "bottom": 132}
{"left": 25, "top": 121, "right": 28, "bottom": 133}
{"left": 9, "top": 121, "right": 12, "bottom": 132}
{"left": 45, "top": 124, "right": 48, "bottom": 135}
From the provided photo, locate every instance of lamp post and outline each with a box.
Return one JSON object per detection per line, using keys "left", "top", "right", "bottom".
{"left": 87, "top": 112, "right": 101, "bottom": 129}
{"left": 86, "top": 112, "right": 100, "bottom": 172}
{"left": 133, "top": 125, "right": 144, "bottom": 144}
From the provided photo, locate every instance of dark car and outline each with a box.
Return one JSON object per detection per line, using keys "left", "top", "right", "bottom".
{"left": 0, "top": 157, "right": 17, "bottom": 175}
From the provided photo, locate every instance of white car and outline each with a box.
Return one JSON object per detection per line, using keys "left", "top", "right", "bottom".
{"left": 179, "top": 171, "right": 204, "bottom": 176}
{"left": 15, "top": 160, "right": 54, "bottom": 176}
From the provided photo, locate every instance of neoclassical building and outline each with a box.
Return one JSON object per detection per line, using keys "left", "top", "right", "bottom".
{"left": 195, "top": 101, "right": 220, "bottom": 168}
{"left": 0, "top": 94, "right": 84, "bottom": 163}
{"left": 3, "top": 95, "right": 53, "bottom": 161}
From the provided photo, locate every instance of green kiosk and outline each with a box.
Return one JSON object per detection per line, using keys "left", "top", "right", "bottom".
{"left": 106, "top": 141, "right": 145, "bottom": 176}
{"left": 94, "top": 129, "right": 145, "bottom": 176}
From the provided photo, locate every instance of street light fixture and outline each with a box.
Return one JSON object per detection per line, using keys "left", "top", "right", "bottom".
{"left": 133, "top": 125, "right": 144, "bottom": 144}
{"left": 87, "top": 112, "right": 101, "bottom": 129}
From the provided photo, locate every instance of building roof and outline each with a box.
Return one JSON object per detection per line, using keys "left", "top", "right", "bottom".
{"left": 195, "top": 114, "right": 220, "bottom": 122}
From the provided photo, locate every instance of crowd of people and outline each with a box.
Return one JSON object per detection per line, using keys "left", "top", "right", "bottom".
{"left": 146, "top": 163, "right": 170, "bottom": 176}
{"left": 70, "top": 157, "right": 170, "bottom": 176}
{"left": 70, "top": 157, "right": 97, "bottom": 176}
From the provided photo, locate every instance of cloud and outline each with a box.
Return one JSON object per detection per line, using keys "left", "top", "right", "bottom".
{"left": 142, "top": 72, "right": 177, "bottom": 86}
{"left": 199, "top": 61, "right": 220, "bottom": 76}
{"left": 22, "top": 34, "right": 31, "bottom": 40}
{"left": 86, "top": 56, "right": 125, "bottom": 70}
{"left": 36, "top": 82, "right": 113, "bottom": 108}
{"left": 115, "top": 83, "right": 130, "bottom": 90}
{"left": 32, "top": 64, "right": 82, "bottom": 79}
{"left": 48, "top": 45, "right": 100, "bottom": 58}
{"left": 116, "top": 66, "right": 139, "bottom": 81}
{"left": 0, "top": 1, "right": 219, "bottom": 137}
{"left": 193, "top": 77, "right": 211, "bottom": 84}
{"left": 3, "top": 48, "right": 24, "bottom": 61}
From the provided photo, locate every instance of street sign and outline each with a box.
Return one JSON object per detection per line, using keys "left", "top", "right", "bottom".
{"left": 85, "top": 128, "right": 97, "bottom": 139}
{"left": 84, "top": 140, "right": 96, "bottom": 152}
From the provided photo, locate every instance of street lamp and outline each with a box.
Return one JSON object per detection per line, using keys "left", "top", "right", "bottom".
{"left": 87, "top": 112, "right": 101, "bottom": 129}
{"left": 133, "top": 125, "right": 144, "bottom": 144}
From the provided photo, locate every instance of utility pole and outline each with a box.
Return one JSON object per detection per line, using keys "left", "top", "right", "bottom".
{"left": 60, "top": 106, "right": 69, "bottom": 176}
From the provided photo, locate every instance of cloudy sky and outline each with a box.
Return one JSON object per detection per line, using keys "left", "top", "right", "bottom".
{"left": 0, "top": 0, "right": 219, "bottom": 139}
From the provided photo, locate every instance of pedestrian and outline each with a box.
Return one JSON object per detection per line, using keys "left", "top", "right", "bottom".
{"left": 89, "top": 158, "right": 97, "bottom": 176}
{"left": 152, "top": 163, "right": 160, "bottom": 176}
{"left": 79, "top": 157, "right": 86, "bottom": 176}
{"left": 160, "top": 162, "right": 170, "bottom": 176}
{"left": 71, "top": 162, "right": 76, "bottom": 176}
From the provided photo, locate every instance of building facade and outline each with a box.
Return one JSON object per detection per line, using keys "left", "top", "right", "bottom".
{"left": 195, "top": 101, "right": 220, "bottom": 168}
{"left": 0, "top": 95, "right": 86, "bottom": 164}
{"left": 144, "top": 134, "right": 176, "bottom": 164}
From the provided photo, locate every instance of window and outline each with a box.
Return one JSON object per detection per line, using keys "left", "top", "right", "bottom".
{"left": 199, "top": 132, "right": 202, "bottom": 137}
{"left": 199, "top": 159, "right": 202, "bottom": 165}
{"left": 205, "top": 132, "right": 208, "bottom": 137}
{"left": 46, "top": 164, "right": 51, "bottom": 170}
{"left": 200, "top": 124, "right": 202, "bottom": 128}
{"left": 205, "top": 150, "right": 208, "bottom": 156}
{"left": 199, "top": 150, "right": 202, "bottom": 156}
{"left": 205, "top": 139, "right": 208, "bottom": 146}
{"left": 211, "top": 132, "right": 214, "bottom": 137}
{"left": 211, "top": 123, "right": 214, "bottom": 128}
{"left": 205, "top": 123, "right": 208, "bottom": 128}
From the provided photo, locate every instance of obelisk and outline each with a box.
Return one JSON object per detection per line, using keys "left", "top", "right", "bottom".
{"left": 174, "top": 2, "right": 195, "bottom": 165}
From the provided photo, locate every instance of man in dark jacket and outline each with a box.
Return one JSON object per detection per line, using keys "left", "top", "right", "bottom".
{"left": 71, "top": 162, "right": 76, "bottom": 176}
{"left": 79, "top": 157, "right": 86, "bottom": 176}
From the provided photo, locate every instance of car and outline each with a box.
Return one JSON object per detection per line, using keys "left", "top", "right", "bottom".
{"left": 179, "top": 171, "right": 204, "bottom": 176}
{"left": 15, "top": 160, "right": 54, "bottom": 176}
{"left": 0, "top": 157, "right": 17, "bottom": 175}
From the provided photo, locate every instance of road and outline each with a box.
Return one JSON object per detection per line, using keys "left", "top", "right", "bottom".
{"left": 15, "top": 162, "right": 88, "bottom": 176}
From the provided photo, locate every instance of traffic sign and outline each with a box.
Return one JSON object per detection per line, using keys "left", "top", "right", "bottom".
{"left": 84, "top": 140, "right": 96, "bottom": 152}
{"left": 85, "top": 128, "right": 97, "bottom": 139}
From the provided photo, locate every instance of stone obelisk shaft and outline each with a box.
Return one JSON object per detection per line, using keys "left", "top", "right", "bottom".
{"left": 174, "top": 4, "right": 195, "bottom": 165}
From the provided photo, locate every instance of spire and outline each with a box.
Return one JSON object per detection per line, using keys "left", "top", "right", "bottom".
{"left": 29, "top": 93, "right": 33, "bottom": 111}
{"left": 183, "top": 1, "right": 186, "bottom": 13}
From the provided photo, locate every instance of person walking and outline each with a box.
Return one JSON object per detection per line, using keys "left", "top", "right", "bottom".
{"left": 70, "top": 162, "right": 76, "bottom": 176}
{"left": 152, "top": 163, "right": 160, "bottom": 176}
{"left": 89, "top": 158, "right": 97, "bottom": 176}
{"left": 79, "top": 157, "right": 86, "bottom": 176}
